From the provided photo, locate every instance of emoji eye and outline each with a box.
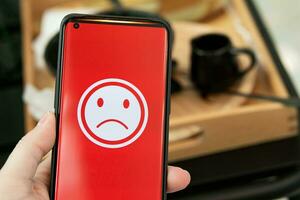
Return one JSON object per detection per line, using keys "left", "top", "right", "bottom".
{"left": 97, "top": 98, "right": 104, "bottom": 107}
{"left": 123, "top": 99, "right": 130, "bottom": 109}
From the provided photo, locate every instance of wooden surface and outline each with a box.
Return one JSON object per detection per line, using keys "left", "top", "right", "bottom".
{"left": 21, "top": 0, "right": 37, "bottom": 131}
{"left": 169, "top": 103, "right": 297, "bottom": 161}
{"left": 160, "top": 0, "right": 227, "bottom": 21}
{"left": 167, "top": 0, "right": 298, "bottom": 161}
{"left": 20, "top": 0, "right": 298, "bottom": 162}
{"left": 233, "top": 0, "right": 288, "bottom": 97}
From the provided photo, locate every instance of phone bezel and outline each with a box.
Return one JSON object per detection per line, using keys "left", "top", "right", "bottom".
{"left": 50, "top": 14, "right": 172, "bottom": 200}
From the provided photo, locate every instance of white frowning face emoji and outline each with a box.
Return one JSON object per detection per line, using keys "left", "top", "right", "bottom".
{"left": 77, "top": 78, "right": 148, "bottom": 148}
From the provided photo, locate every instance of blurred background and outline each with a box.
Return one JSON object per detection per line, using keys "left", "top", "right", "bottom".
{"left": 0, "top": 0, "right": 24, "bottom": 164}
{"left": 1, "top": 0, "right": 300, "bottom": 199}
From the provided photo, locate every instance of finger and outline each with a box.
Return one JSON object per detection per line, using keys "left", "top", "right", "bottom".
{"left": 1, "top": 112, "right": 55, "bottom": 179}
{"left": 34, "top": 152, "right": 52, "bottom": 188}
{"left": 167, "top": 166, "right": 191, "bottom": 193}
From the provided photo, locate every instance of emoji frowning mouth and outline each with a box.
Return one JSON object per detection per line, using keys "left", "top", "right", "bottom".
{"left": 96, "top": 119, "right": 128, "bottom": 129}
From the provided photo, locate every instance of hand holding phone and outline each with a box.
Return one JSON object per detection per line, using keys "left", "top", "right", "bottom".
{"left": 0, "top": 112, "right": 190, "bottom": 200}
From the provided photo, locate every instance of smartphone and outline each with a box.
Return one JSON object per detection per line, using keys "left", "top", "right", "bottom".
{"left": 50, "top": 14, "right": 171, "bottom": 200}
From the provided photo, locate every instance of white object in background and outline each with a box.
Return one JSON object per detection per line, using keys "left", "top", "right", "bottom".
{"left": 169, "top": 125, "right": 204, "bottom": 143}
{"left": 23, "top": 84, "right": 54, "bottom": 121}
{"left": 33, "top": 8, "right": 99, "bottom": 69}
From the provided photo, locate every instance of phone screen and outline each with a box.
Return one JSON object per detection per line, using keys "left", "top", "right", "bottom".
{"left": 53, "top": 16, "right": 169, "bottom": 200}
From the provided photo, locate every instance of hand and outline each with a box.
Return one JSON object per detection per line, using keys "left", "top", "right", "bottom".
{"left": 0, "top": 112, "right": 190, "bottom": 199}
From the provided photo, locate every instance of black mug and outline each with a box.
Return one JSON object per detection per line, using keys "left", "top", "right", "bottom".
{"left": 190, "top": 33, "right": 256, "bottom": 96}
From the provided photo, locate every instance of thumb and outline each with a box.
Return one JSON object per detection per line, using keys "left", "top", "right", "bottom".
{"left": 1, "top": 112, "right": 55, "bottom": 179}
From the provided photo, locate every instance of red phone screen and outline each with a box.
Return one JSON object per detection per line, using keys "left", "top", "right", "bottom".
{"left": 54, "top": 17, "right": 169, "bottom": 200}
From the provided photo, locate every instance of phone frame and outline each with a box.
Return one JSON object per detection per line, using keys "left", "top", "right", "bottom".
{"left": 50, "top": 14, "right": 172, "bottom": 200}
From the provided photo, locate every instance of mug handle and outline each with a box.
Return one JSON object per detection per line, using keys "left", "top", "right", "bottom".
{"left": 230, "top": 48, "right": 256, "bottom": 77}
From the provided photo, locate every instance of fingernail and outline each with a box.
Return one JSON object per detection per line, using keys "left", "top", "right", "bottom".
{"left": 38, "top": 112, "right": 50, "bottom": 126}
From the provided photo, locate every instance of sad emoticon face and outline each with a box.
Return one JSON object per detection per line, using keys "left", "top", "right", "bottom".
{"left": 77, "top": 78, "right": 148, "bottom": 148}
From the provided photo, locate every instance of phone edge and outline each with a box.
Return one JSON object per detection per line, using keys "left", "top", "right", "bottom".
{"left": 50, "top": 13, "right": 173, "bottom": 200}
